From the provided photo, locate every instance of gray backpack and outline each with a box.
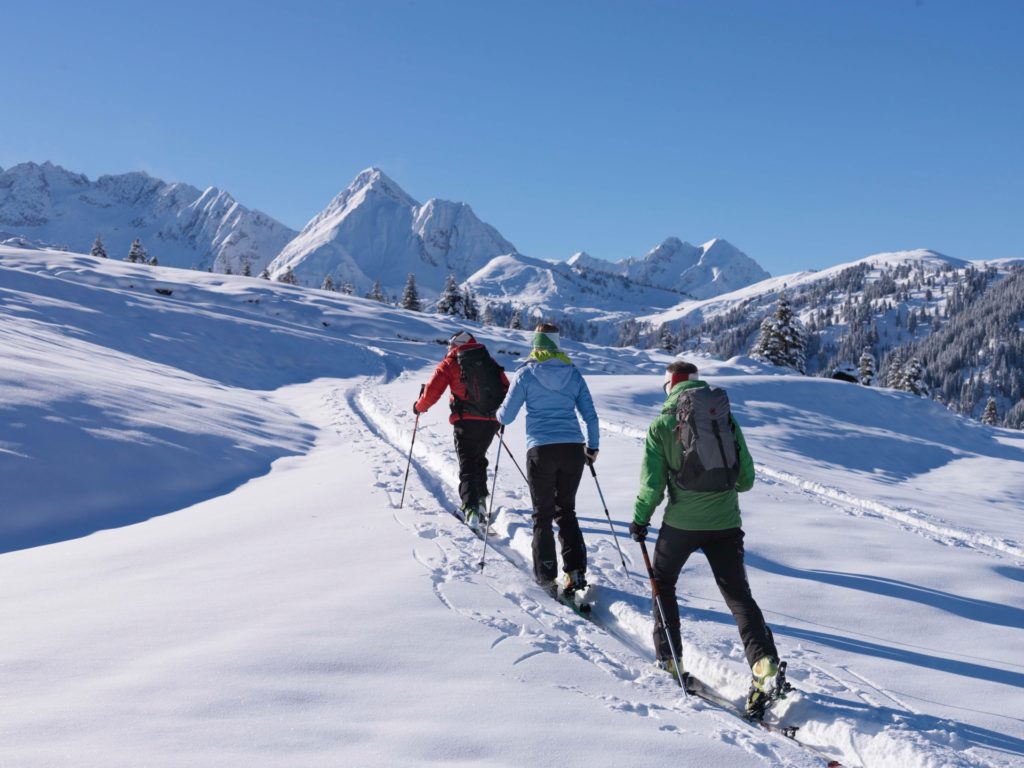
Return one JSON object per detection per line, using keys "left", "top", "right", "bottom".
{"left": 673, "top": 386, "right": 740, "bottom": 492}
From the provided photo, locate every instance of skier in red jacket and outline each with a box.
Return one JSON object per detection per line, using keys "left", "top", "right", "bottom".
{"left": 415, "top": 331, "right": 510, "bottom": 528}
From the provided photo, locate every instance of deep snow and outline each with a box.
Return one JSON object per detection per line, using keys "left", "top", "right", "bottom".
{"left": 1, "top": 246, "right": 1022, "bottom": 768}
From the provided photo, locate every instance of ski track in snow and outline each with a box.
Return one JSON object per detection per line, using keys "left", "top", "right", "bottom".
{"left": 336, "top": 379, "right": 815, "bottom": 768}
{"left": 600, "top": 420, "right": 1024, "bottom": 560}
{"left": 335, "top": 372, "right": 1013, "bottom": 768}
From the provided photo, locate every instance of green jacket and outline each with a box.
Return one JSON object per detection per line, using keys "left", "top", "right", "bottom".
{"left": 632, "top": 380, "right": 755, "bottom": 531}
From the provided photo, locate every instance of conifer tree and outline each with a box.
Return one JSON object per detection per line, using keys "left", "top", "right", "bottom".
{"left": 277, "top": 267, "right": 298, "bottom": 285}
{"left": 400, "top": 273, "right": 422, "bottom": 311}
{"left": 340, "top": 281, "right": 355, "bottom": 295}
{"left": 858, "top": 346, "right": 875, "bottom": 386}
{"left": 90, "top": 234, "right": 107, "bottom": 258}
{"left": 259, "top": 268, "right": 271, "bottom": 280}
{"left": 658, "top": 323, "right": 676, "bottom": 352}
{"left": 242, "top": 260, "right": 252, "bottom": 277}
{"left": 148, "top": 254, "right": 159, "bottom": 266}
{"left": 750, "top": 294, "right": 806, "bottom": 373}
{"left": 321, "top": 275, "right": 336, "bottom": 292}
{"left": 436, "top": 274, "right": 463, "bottom": 316}
{"left": 509, "top": 306, "right": 523, "bottom": 330}
{"left": 982, "top": 396, "right": 999, "bottom": 426}
{"left": 462, "top": 285, "right": 480, "bottom": 321}
{"left": 482, "top": 302, "right": 496, "bottom": 326}
{"left": 898, "top": 356, "right": 927, "bottom": 396}
{"left": 367, "top": 279, "right": 385, "bottom": 302}
{"left": 125, "top": 238, "right": 148, "bottom": 264}
{"left": 885, "top": 348, "right": 905, "bottom": 389}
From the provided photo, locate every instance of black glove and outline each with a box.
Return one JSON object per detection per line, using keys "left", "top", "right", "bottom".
{"left": 584, "top": 447, "right": 599, "bottom": 465}
{"left": 497, "top": 423, "right": 505, "bottom": 435}
{"left": 412, "top": 402, "right": 421, "bottom": 415}
{"left": 629, "top": 522, "right": 649, "bottom": 542}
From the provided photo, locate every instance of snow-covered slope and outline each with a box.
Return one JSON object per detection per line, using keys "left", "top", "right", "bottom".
{"left": 0, "top": 162, "right": 297, "bottom": 274}
{"left": 642, "top": 248, "right": 971, "bottom": 328}
{"left": 2, "top": 244, "right": 1022, "bottom": 768}
{"left": 268, "top": 168, "right": 516, "bottom": 295}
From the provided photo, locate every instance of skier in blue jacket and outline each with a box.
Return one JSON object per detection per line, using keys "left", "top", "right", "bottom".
{"left": 497, "top": 323, "right": 600, "bottom": 597}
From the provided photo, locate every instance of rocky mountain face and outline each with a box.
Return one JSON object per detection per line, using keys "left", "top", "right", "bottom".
{"left": 0, "top": 162, "right": 296, "bottom": 274}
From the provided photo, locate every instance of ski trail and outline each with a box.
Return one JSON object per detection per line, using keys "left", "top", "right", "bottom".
{"left": 339, "top": 378, "right": 825, "bottom": 767}
{"left": 757, "top": 465, "right": 1024, "bottom": 560}
{"left": 340, "top": 375, "right": 1022, "bottom": 768}
{"left": 602, "top": 418, "right": 1024, "bottom": 560}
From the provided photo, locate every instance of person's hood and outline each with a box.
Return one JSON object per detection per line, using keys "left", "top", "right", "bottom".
{"left": 529, "top": 358, "right": 576, "bottom": 391}
{"left": 661, "top": 379, "right": 708, "bottom": 414}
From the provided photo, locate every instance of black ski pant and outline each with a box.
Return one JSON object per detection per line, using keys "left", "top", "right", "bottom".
{"left": 526, "top": 442, "right": 587, "bottom": 583}
{"left": 452, "top": 419, "right": 499, "bottom": 510}
{"left": 652, "top": 525, "right": 777, "bottom": 669}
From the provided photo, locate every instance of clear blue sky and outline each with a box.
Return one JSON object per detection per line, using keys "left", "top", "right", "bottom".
{"left": 3, "top": 0, "right": 1021, "bottom": 275}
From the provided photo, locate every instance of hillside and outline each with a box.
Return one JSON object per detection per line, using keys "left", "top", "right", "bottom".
{"left": 1, "top": 244, "right": 1022, "bottom": 768}
{"left": 630, "top": 250, "right": 1024, "bottom": 428}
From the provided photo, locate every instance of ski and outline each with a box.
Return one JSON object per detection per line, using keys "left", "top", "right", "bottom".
{"left": 555, "top": 586, "right": 593, "bottom": 617}
{"left": 681, "top": 669, "right": 847, "bottom": 767}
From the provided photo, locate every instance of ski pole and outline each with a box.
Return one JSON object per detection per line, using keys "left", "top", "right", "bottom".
{"left": 399, "top": 385, "right": 425, "bottom": 509}
{"left": 638, "top": 539, "right": 687, "bottom": 691}
{"left": 478, "top": 430, "right": 504, "bottom": 571}
{"left": 588, "top": 462, "right": 629, "bottom": 572}
{"left": 499, "top": 436, "right": 529, "bottom": 485}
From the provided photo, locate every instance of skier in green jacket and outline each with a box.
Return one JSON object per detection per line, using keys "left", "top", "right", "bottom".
{"left": 630, "top": 360, "right": 780, "bottom": 716}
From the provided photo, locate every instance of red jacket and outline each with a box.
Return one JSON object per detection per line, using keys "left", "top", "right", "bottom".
{"left": 416, "top": 342, "right": 510, "bottom": 424}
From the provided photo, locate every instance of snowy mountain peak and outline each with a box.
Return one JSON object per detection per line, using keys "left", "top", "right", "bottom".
{"left": 270, "top": 170, "right": 516, "bottom": 295}
{"left": 620, "top": 236, "right": 770, "bottom": 299}
{"left": 0, "top": 161, "right": 295, "bottom": 273}
{"left": 566, "top": 251, "right": 614, "bottom": 272}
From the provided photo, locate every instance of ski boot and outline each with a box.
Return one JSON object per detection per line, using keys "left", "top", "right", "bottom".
{"left": 744, "top": 656, "right": 780, "bottom": 720}
{"left": 562, "top": 569, "right": 587, "bottom": 598}
{"left": 462, "top": 503, "right": 483, "bottom": 531}
{"left": 560, "top": 569, "right": 592, "bottom": 612}
{"left": 659, "top": 655, "right": 685, "bottom": 681}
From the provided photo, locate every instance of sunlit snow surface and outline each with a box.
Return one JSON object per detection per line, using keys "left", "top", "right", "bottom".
{"left": 1, "top": 246, "right": 1022, "bottom": 768}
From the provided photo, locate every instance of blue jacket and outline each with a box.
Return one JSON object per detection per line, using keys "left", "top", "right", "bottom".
{"left": 497, "top": 359, "right": 600, "bottom": 451}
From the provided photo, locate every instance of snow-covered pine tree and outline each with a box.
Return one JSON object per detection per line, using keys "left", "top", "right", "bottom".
{"left": 224, "top": 264, "right": 233, "bottom": 275}
{"left": 321, "top": 275, "right": 336, "bottom": 292}
{"left": 90, "top": 234, "right": 107, "bottom": 258}
{"left": 885, "top": 348, "right": 905, "bottom": 389}
{"left": 982, "top": 396, "right": 999, "bottom": 426}
{"left": 750, "top": 294, "right": 806, "bottom": 373}
{"left": 367, "top": 279, "right": 385, "bottom": 302}
{"left": 277, "top": 267, "right": 298, "bottom": 285}
{"left": 509, "top": 306, "right": 523, "bottom": 330}
{"left": 482, "top": 302, "right": 495, "bottom": 326}
{"left": 242, "top": 260, "right": 252, "bottom": 277}
{"left": 657, "top": 323, "right": 676, "bottom": 353}
{"left": 436, "top": 274, "right": 463, "bottom": 316}
{"left": 462, "top": 286, "right": 480, "bottom": 321}
{"left": 340, "top": 281, "right": 354, "bottom": 295}
{"left": 259, "top": 268, "right": 271, "bottom": 280}
{"left": 858, "top": 346, "right": 875, "bottom": 386}
{"left": 148, "top": 254, "right": 159, "bottom": 266}
{"left": 400, "top": 273, "right": 422, "bottom": 311}
{"left": 125, "top": 238, "right": 148, "bottom": 264}
{"left": 898, "top": 356, "right": 927, "bottom": 396}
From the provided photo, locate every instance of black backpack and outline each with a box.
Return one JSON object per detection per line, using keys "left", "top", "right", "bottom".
{"left": 455, "top": 346, "right": 506, "bottom": 418}
{"left": 673, "top": 385, "right": 740, "bottom": 492}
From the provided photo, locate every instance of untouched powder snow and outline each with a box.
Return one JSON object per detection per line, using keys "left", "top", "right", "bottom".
{"left": 1, "top": 246, "right": 1022, "bottom": 768}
